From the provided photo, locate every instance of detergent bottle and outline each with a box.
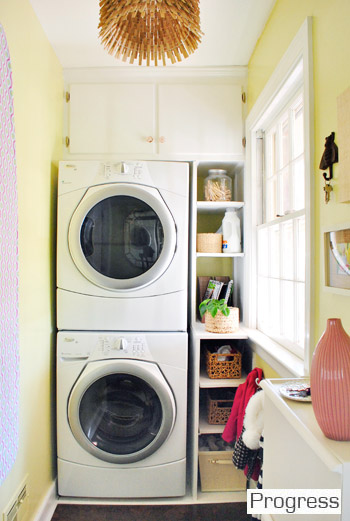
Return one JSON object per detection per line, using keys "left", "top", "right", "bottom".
{"left": 222, "top": 208, "right": 241, "bottom": 253}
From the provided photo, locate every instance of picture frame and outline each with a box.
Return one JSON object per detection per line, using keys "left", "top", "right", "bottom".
{"left": 323, "top": 222, "right": 350, "bottom": 294}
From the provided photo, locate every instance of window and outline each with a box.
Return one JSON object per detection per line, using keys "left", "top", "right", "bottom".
{"left": 245, "top": 18, "right": 313, "bottom": 370}
{"left": 257, "top": 90, "right": 305, "bottom": 357}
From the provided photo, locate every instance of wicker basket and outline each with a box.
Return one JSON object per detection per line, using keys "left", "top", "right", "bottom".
{"left": 197, "top": 233, "right": 222, "bottom": 253}
{"left": 207, "top": 389, "right": 235, "bottom": 424}
{"left": 205, "top": 346, "right": 242, "bottom": 379}
{"left": 204, "top": 307, "right": 239, "bottom": 333}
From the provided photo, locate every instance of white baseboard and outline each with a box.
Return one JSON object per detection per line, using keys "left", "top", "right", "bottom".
{"left": 32, "top": 480, "right": 58, "bottom": 521}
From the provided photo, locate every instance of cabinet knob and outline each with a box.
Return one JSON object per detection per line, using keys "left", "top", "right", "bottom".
{"left": 146, "top": 136, "right": 154, "bottom": 143}
{"left": 159, "top": 136, "right": 166, "bottom": 143}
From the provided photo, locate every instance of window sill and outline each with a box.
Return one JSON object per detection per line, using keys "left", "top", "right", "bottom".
{"left": 242, "top": 327, "right": 306, "bottom": 378}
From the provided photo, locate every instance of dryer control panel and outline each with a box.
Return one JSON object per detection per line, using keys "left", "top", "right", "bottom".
{"left": 58, "top": 160, "right": 154, "bottom": 195}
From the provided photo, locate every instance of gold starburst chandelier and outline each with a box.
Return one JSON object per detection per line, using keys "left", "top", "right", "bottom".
{"left": 98, "top": 0, "right": 202, "bottom": 66}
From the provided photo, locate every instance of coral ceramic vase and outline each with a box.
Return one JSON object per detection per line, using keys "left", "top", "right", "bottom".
{"left": 310, "top": 318, "right": 350, "bottom": 441}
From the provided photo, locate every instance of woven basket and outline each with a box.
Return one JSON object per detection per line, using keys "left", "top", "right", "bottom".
{"left": 207, "top": 389, "right": 235, "bottom": 424}
{"left": 205, "top": 347, "right": 242, "bottom": 379}
{"left": 197, "top": 233, "right": 222, "bottom": 253}
{"left": 204, "top": 307, "right": 239, "bottom": 334}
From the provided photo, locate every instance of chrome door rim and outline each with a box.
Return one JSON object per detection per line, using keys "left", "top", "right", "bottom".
{"left": 68, "top": 359, "right": 176, "bottom": 464}
{"left": 68, "top": 183, "right": 176, "bottom": 291}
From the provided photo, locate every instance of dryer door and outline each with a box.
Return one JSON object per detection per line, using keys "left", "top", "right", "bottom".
{"left": 68, "top": 183, "right": 176, "bottom": 291}
{"left": 68, "top": 360, "right": 176, "bottom": 464}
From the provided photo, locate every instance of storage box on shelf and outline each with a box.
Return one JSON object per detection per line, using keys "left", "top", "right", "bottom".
{"left": 207, "top": 388, "right": 236, "bottom": 425}
{"left": 205, "top": 346, "right": 242, "bottom": 379}
{"left": 198, "top": 449, "right": 247, "bottom": 492}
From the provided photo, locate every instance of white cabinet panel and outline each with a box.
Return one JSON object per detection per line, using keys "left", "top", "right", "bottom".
{"left": 69, "top": 83, "right": 156, "bottom": 154}
{"left": 158, "top": 83, "right": 243, "bottom": 157}
{"left": 261, "top": 378, "right": 348, "bottom": 521}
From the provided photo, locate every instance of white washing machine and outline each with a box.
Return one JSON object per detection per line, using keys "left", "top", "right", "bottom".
{"left": 56, "top": 160, "right": 189, "bottom": 331}
{"left": 57, "top": 330, "right": 187, "bottom": 498}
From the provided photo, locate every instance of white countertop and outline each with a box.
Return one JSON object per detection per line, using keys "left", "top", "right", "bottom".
{"left": 261, "top": 378, "right": 350, "bottom": 473}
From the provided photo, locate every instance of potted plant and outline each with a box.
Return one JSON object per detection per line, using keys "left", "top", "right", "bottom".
{"left": 199, "top": 299, "right": 239, "bottom": 334}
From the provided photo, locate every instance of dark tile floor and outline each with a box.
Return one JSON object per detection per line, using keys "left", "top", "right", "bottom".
{"left": 51, "top": 503, "right": 250, "bottom": 521}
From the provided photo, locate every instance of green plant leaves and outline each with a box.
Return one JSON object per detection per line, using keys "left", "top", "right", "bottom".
{"left": 198, "top": 298, "right": 231, "bottom": 318}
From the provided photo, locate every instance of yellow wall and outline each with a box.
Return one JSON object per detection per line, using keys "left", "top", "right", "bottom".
{"left": 254, "top": 354, "right": 281, "bottom": 379}
{"left": 0, "top": 1, "right": 62, "bottom": 519}
{"left": 247, "top": 0, "right": 350, "bottom": 369}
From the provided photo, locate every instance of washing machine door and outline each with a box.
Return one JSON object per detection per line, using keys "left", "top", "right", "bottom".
{"left": 68, "top": 183, "right": 176, "bottom": 291}
{"left": 68, "top": 360, "right": 176, "bottom": 464}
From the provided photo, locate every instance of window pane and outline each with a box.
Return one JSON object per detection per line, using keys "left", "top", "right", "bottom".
{"left": 266, "top": 177, "right": 277, "bottom": 223}
{"left": 257, "top": 228, "right": 268, "bottom": 276}
{"left": 293, "top": 157, "right": 305, "bottom": 211}
{"left": 292, "top": 99, "right": 304, "bottom": 159}
{"left": 279, "top": 167, "right": 293, "bottom": 215}
{"left": 257, "top": 276, "right": 269, "bottom": 332}
{"left": 296, "top": 282, "right": 305, "bottom": 348}
{"left": 266, "top": 130, "right": 276, "bottom": 178}
{"left": 269, "top": 224, "right": 280, "bottom": 278}
{"left": 281, "top": 280, "right": 294, "bottom": 341}
{"left": 281, "top": 221, "right": 294, "bottom": 280}
{"left": 296, "top": 216, "right": 305, "bottom": 282}
{"left": 269, "top": 278, "right": 280, "bottom": 336}
{"left": 280, "top": 115, "right": 289, "bottom": 168}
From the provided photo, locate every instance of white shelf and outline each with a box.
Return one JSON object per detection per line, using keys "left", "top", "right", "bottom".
{"left": 196, "top": 252, "right": 244, "bottom": 258}
{"left": 199, "top": 368, "right": 247, "bottom": 388}
{"left": 197, "top": 201, "right": 244, "bottom": 213}
{"left": 192, "top": 321, "right": 248, "bottom": 340}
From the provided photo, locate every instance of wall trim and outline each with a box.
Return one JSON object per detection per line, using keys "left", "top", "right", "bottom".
{"left": 32, "top": 481, "right": 58, "bottom": 521}
{"left": 63, "top": 65, "right": 248, "bottom": 84}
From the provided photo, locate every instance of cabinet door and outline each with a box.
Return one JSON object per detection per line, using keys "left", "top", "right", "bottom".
{"left": 68, "top": 83, "right": 156, "bottom": 154}
{"left": 158, "top": 83, "right": 243, "bottom": 157}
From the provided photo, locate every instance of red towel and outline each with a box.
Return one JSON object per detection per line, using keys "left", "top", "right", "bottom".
{"left": 222, "top": 367, "right": 263, "bottom": 443}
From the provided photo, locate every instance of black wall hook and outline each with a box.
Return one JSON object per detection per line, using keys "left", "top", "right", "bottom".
{"left": 319, "top": 132, "right": 338, "bottom": 181}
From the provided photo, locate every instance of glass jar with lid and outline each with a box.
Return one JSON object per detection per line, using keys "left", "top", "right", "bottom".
{"left": 204, "top": 170, "right": 232, "bottom": 201}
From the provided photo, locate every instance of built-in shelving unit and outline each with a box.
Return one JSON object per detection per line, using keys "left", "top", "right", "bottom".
{"left": 188, "top": 160, "right": 249, "bottom": 503}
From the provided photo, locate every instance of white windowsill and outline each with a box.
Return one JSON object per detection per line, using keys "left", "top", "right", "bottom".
{"left": 242, "top": 327, "right": 306, "bottom": 378}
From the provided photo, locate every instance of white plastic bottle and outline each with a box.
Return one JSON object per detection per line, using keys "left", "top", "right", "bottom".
{"left": 222, "top": 208, "right": 241, "bottom": 253}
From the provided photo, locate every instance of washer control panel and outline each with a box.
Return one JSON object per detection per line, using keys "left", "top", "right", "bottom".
{"left": 58, "top": 333, "right": 151, "bottom": 361}
{"left": 97, "top": 335, "right": 147, "bottom": 359}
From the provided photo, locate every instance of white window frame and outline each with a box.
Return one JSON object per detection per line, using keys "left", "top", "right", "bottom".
{"left": 244, "top": 18, "right": 314, "bottom": 375}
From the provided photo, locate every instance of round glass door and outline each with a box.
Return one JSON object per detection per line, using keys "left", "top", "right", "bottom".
{"left": 68, "top": 360, "right": 176, "bottom": 463}
{"left": 68, "top": 184, "right": 176, "bottom": 291}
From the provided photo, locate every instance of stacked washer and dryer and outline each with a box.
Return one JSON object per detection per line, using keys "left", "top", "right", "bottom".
{"left": 56, "top": 160, "right": 189, "bottom": 498}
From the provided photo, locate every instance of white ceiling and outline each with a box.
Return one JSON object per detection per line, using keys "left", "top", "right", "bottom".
{"left": 29, "top": 0, "right": 276, "bottom": 69}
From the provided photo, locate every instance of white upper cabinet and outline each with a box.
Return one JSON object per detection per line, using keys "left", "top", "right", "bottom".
{"left": 68, "top": 83, "right": 157, "bottom": 155}
{"left": 64, "top": 71, "right": 246, "bottom": 160}
{"left": 158, "top": 83, "right": 243, "bottom": 158}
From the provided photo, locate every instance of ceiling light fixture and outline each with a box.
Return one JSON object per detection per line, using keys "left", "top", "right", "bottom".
{"left": 98, "top": 0, "right": 202, "bottom": 66}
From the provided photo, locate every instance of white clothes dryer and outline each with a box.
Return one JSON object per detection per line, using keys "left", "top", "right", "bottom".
{"left": 57, "top": 330, "right": 187, "bottom": 498}
{"left": 56, "top": 160, "right": 189, "bottom": 331}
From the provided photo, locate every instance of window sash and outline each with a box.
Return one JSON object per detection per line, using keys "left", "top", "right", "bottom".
{"left": 257, "top": 212, "right": 305, "bottom": 357}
